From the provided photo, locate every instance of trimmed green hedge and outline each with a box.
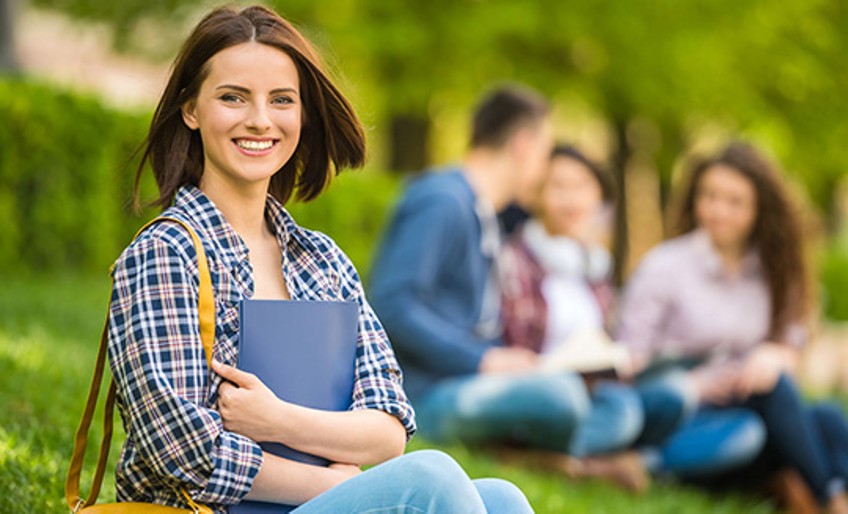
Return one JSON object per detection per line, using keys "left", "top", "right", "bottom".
{"left": 0, "top": 78, "right": 399, "bottom": 275}
{"left": 0, "top": 79, "right": 150, "bottom": 273}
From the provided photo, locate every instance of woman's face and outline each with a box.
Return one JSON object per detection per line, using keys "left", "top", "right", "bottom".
{"left": 694, "top": 164, "right": 758, "bottom": 250}
{"left": 182, "top": 42, "right": 302, "bottom": 191}
{"left": 540, "top": 156, "right": 604, "bottom": 238}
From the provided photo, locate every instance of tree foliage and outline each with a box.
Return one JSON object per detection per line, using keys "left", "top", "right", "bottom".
{"left": 29, "top": 0, "right": 848, "bottom": 215}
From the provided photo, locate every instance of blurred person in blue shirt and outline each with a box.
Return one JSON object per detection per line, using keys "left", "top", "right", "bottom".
{"left": 370, "top": 86, "right": 617, "bottom": 461}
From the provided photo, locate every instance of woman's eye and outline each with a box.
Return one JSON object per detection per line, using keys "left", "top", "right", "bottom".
{"left": 272, "top": 96, "right": 294, "bottom": 105}
{"left": 220, "top": 93, "right": 242, "bottom": 103}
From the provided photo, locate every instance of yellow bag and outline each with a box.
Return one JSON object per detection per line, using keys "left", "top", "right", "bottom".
{"left": 66, "top": 218, "right": 215, "bottom": 514}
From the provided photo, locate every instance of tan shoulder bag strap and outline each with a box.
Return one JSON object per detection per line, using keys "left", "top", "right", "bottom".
{"left": 66, "top": 217, "right": 215, "bottom": 512}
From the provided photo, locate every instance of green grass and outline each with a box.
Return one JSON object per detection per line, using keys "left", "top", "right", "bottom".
{"left": 0, "top": 274, "right": 779, "bottom": 513}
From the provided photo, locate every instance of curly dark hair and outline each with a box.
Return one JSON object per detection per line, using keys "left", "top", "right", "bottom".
{"left": 677, "top": 142, "right": 809, "bottom": 341}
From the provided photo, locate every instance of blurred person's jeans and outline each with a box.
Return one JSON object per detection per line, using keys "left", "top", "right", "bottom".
{"left": 652, "top": 407, "right": 767, "bottom": 478}
{"left": 292, "top": 450, "right": 533, "bottom": 514}
{"left": 638, "top": 367, "right": 848, "bottom": 505}
{"left": 809, "top": 402, "right": 848, "bottom": 500}
{"left": 414, "top": 372, "right": 644, "bottom": 457}
{"left": 570, "top": 381, "right": 644, "bottom": 457}
{"left": 635, "top": 367, "right": 697, "bottom": 446}
{"left": 666, "top": 380, "right": 848, "bottom": 505}
{"left": 634, "top": 364, "right": 766, "bottom": 478}
{"left": 740, "top": 374, "right": 846, "bottom": 503}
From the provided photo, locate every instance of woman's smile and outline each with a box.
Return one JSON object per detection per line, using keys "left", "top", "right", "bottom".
{"left": 233, "top": 137, "right": 280, "bottom": 155}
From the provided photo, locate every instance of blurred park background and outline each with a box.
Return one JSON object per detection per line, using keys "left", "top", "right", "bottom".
{"left": 2, "top": 0, "right": 848, "bottom": 512}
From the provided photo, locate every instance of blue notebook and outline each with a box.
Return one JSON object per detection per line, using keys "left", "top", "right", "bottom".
{"left": 231, "top": 299, "right": 359, "bottom": 514}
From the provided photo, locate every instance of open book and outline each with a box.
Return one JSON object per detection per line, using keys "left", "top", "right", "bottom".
{"left": 538, "top": 328, "right": 630, "bottom": 381}
{"left": 231, "top": 299, "right": 359, "bottom": 514}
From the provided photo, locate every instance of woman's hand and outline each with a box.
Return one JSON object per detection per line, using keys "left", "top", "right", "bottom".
{"left": 734, "top": 343, "right": 795, "bottom": 400}
{"left": 213, "top": 359, "right": 286, "bottom": 442}
{"left": 479, "top": 347, "right": 539, "bottom": 374}
{"left": 618, "top": 350, "right": 650, "bottom": 381}
{"left": 214, "top": 361, "right": 406, "bottom": 465}
{"left": 690, "top": 365, "right": 741, "bottom": 406}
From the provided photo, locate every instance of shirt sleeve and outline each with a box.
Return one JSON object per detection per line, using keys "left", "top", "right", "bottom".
{"left": 324, "top": 236, "right": 417, "bottom": 440}
{"left": 616, "top": 248, "right": 674, "bottom": 361}
{"left": 369, "top": 191, "right": 497, "bottom": 376}
{"left": 108, "top": 234, "right": 263, "bottom": 505}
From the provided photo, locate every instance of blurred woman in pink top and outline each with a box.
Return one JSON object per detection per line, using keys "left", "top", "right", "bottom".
{"left": 619, "top": 142, "right": 848, "bottom": 514}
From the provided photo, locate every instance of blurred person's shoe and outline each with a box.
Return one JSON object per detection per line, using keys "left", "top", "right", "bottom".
{"left": 494, "top": 446, "right": 582, "bottom": 477}
{"left": 494, "top": 446, "right": 650, "bottom": 493}
{"left": 577, "top": 451, "right": 651, "bottom": 494}
{"left": 768, "top": 467, "right": 820, "bottom": 514}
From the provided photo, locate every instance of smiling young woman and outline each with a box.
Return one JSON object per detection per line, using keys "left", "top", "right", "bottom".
{"left": 107, "top": 5, "right": 533, "bottom": 514}
{"left": 181, "top": 41, "right": 304, "bottom": 195}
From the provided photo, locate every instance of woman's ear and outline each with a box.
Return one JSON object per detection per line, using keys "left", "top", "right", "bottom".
{"left": 181, "top": 99, "right": 199, "bottom": 130}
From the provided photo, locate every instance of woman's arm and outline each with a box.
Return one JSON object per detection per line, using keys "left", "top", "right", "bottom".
{"left": 214, "top": 360, "right": 406, "bottom": 466}
{"left": 243, "top": 451, "right": 361, "bottom": 505}
{"left": 109, "top": 233, "right": 263, "bottom": 505}
{"left": 368, "top": 192, "right": 497, "bottom": 374}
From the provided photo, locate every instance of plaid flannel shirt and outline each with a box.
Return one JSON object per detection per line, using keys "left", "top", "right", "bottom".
{"left": 107, "top": 185, "right": 415, "bottom": 512}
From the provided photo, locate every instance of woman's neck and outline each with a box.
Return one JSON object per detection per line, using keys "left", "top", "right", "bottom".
{"left": 200, "top": 176, "right": 270, "bottom": 242}
{"left": 712, "top": 238, "right": 747, "bottom": 275}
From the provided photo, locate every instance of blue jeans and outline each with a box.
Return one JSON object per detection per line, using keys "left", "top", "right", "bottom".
{"left": 741, "top": 374, "right": 847, "bottom": 504}
{"left": 639, "top": 368, "right": 848, "bottom": 504}
{"left": 635, "top": 367, "right": 696, "bottom": 446}
{"left": 291, "top": 450, "right": 533, "bottom": 513}
{"left": 570, "top": 381, "right": 644, "bottom": 457}
{"left": 634, "top": 366, "right": 766, "bottom": 478}
{"left": 415, "top": 372, "right": 643, "bottom": 457}
{"left": 655, "top": 408, "right": 767, "bottom": 478}
{"left": 810, "top": 402, "right": 848, "bottom": 497}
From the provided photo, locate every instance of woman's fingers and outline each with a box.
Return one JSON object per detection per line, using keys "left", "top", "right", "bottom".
{"left": 212, "top": 359, "right": 258, "bottom": 388}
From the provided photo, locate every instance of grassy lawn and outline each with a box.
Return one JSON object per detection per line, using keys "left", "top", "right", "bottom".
{"left": 0, "top": 273, "right": 779, "bottom": 513}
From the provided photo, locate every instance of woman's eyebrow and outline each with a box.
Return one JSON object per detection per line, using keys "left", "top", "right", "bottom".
{"left": 215, "top": 84, "right": 250, "bottom": 93}
{"left": 270, "top": 87, "right": 299, "bottom": 96}
{"left": 215, "top": 84, "right": 299, "bottom": 96}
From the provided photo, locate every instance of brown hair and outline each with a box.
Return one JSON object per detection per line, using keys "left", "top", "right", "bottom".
{"left": 469, "top": 85, "right": 550, "bottom": 149}
{"left": 677, "top": 142, "right": 809, "bottom": 340}
{"left": 134, "top": 5, "right": 366, "bottom": 210}
{"left": 551, "top": 144, "right": 617, "bottom": 203}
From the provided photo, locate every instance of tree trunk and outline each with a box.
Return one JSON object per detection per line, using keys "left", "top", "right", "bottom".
{"left": 821, "top": 174, "right": 842, "bottom": 237}
{"left": 655, "top": 124, "right": 685, "bottom": 237}
{"left": 611, "top": 116, "right": 630, "bottom": 288}
{"left": 388, "top": 114, "right": 429, "bottom": 173}
{"left": 0, "top": 0, "right": 18, "bottom": 73}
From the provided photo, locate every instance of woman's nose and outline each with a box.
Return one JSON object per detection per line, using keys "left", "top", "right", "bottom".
{"left": 245, "top": 103, "right": 272, "bottom": 132}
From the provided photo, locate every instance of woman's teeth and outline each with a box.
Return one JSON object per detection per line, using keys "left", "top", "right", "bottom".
{"left": 236, "top": 139, "right": 274, "bottom": 151}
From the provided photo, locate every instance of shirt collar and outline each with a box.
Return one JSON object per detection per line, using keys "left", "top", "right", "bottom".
{"left": 173, "top": 185, "right": 298, "bottom": 269}
{"left": 690, "top": 229, "right": 761, "bottom": 279}
{"left": 173, "top": 186, "right": 249, "bottom": 269}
